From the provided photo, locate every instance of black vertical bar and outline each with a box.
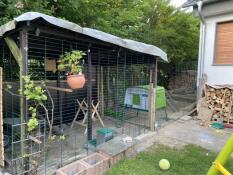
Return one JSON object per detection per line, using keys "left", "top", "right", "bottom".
{"left": 87, "top": 45, "right": 92, "bottom": 141}
{"left": 59, "top": 40, "right": 64, "bottom": 166}
{"left": 122, "top": 50, "right": 126, "bottom": 133}
{"left": 115, "top": 48, "right": 120, "bottom": 127}
{"left": 58, "top": 41, "right": 63, "bottom": 130}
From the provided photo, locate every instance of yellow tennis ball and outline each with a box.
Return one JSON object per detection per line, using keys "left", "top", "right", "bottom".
{"left": 159, "top": 159, "right": 170, "bottom": 170}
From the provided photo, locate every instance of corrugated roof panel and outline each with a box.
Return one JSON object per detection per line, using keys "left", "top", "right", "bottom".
{"left": 0, "top": 12, "right": 167, "bottom": 61}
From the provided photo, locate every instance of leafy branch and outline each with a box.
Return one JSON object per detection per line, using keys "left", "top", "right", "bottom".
{"left": 23, "top": 76, "right": 55, "bottom": 138}
{"left": 6, "top": 76, "right": 55, "bottom": 138}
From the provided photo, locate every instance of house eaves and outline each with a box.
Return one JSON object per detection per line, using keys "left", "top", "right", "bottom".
{"left": 182, "top": 0, "right": 220, "bottom": 8}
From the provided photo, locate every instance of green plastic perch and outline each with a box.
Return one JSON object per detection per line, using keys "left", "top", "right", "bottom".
{"left": 207, "top": 133, "right": 233, "bottom": 175}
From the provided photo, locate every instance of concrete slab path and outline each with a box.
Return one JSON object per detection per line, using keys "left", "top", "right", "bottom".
{"left": 155, "top": 119, "right": 232, "bottom": 152}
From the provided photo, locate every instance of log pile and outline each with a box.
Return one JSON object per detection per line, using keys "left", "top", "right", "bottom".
{"left": 205, "top": 85, "right": 233, "bottom": 123}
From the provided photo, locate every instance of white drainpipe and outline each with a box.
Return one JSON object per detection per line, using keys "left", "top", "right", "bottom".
{"left": 197, "top": 0, "right": 206, "bottom": 99}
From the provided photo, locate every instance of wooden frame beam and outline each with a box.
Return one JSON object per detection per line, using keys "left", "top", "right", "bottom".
{"left": 4, "top": 37, "right": 22, "bottom": 66}
{"left": 149, "top": 58, "right": 158, "bottom": 131}
{"left": 4, "top": 29, "right": 28, "bottom": 172}
{"left": 87, "top": 44, "right": 93, "bottom": 141}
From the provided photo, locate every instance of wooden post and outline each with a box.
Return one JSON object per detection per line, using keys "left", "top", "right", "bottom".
{"left": 20, "top": 28, "right": 29, "bottom": 172}
{"left": 4, "top": 29, "right": 28, "bottom": 172}
{"left": 87, "top": 45, "right": 92, "bottom": 141}
{"left": 149, "top": 83, "right": 155, "bottom": 131}
{"left": 100, "top": 66, "right": 104, "bottom": 117}
{"left": 0, "top": 67, "right": 4, "bottom": 167}
{"left": 149, "top": 59, "right": 157, "bottom": 131}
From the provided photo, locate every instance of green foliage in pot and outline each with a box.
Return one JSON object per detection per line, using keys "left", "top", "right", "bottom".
{"left": 57, "top": 50, "right": 86, "bottom": 75}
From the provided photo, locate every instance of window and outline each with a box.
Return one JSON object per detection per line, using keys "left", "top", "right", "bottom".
{"left": 215, "top": 21, "right": 233, "bottom": 64}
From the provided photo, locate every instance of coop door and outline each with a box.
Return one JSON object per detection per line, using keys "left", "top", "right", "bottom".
{"left": 0, "top": 68, "right": 4, "bottom": 167}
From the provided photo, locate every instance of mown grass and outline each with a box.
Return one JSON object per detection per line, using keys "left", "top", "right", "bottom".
{"left": 106, "top": 144, "right": 233, "bottom": 175}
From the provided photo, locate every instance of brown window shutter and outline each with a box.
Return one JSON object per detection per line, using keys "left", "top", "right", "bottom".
{"left": 215, "top": 21, "right": 233, "bottom": 64}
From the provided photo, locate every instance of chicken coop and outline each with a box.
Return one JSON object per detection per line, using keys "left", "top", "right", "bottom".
{"left": 0, "top": 12, "right": 167, "bottom": 174}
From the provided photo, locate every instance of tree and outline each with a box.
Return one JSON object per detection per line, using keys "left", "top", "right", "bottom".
{"left": 0, "top": 0, "right": 199, "bottom": 63}
{"left": 59, "top": 0, "right": 199, "bottom": 64}
{"left": 0, "top": 0, "right": 199, "bottom": 88}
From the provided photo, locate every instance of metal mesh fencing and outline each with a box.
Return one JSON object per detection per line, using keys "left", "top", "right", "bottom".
{"left": 0, "top": 31, "right": 158, "bottom": 174}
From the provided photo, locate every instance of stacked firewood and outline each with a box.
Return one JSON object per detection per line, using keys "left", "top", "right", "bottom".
{"left": 205, "top": 85, "right": 233, "bottom": 123}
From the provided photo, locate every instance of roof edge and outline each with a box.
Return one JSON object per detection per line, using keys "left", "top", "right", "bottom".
{"left": 0, "top": 20, "right": 16, "bottom": 37}
{"left": 0, "top": 12, "right": 168, "bottom": 62}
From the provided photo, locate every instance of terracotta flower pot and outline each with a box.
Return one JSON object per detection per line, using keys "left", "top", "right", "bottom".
{"left": 67, "top": 74, "right": 85, "bottom": 89}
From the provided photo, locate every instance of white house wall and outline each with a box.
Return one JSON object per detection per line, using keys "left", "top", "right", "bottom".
{"left": 202, "top": 13, "right": 233, "bottom": 85}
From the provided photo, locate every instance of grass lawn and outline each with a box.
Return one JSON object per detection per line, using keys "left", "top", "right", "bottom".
{"left": 106, "top": 144, "right": 233, "bottom": 175}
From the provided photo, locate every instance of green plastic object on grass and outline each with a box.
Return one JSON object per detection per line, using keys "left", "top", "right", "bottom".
{"left": 211, "top": 122, "right": 224, "bottom": 129}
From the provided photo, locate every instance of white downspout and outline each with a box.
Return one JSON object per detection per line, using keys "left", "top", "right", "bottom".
{"left": 197, "top": 1, "right": 206, "bottom": 99}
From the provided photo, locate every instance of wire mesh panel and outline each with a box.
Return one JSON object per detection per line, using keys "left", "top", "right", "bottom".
{"left": 27, "top": 31, "right": 154, "bottom": 171}
{"left": 27, "top": 33, "right": 90, "bottom": 173}
{"left": 168, "top": 61, "right": 197, "bottom": 92}
{"left": 96, "top": 52, "right": 152, "bottom": 138}
{"left": 11, "top": 120, "right": 46, "bottom": 175}
{"left": 1, "top": 29, "right": 155, "bottom": 174}
{"left": 0, "top": 40, "right": 19, "bottom": 81}
{"left": 0, "top": 38, "right": 47, "bottom": 174}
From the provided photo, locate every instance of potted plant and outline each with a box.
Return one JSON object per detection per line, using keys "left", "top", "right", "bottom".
{"left": 58, "top": 50, "right": 86, "bottom": 89}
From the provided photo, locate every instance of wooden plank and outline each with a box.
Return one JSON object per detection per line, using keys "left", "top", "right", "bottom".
{"left": 44, "top": 59, "right": 56, "bottom": 72}
{"left": 149, "top": 59, "right": 157, "bottom": 131}
{"left": 46, "top": 85, "right": 73, "bottom": 93}
{"left": 28, "top": 135, "right": 42, "bottom": 144}
{"left": 0, "top": 67, "right": 4, "bottom": 167}
{"left": 149, "top": 83, "right": 155, "bottom": 131}
{"left": 4, "top": 37, "right": 22, "bottom": 66}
